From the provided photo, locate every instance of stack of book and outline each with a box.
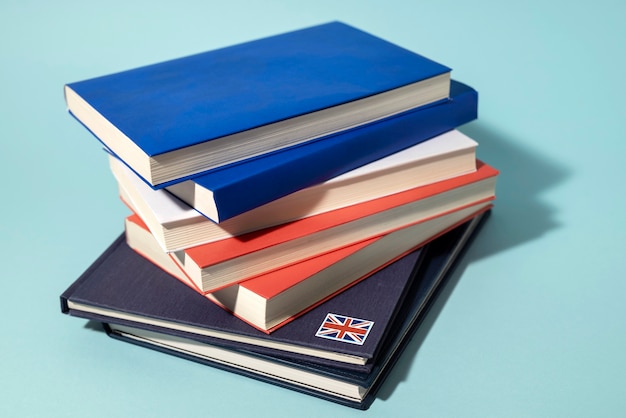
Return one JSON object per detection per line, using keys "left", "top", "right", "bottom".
{"left": 60, "top": 22, "right": 498, "bottom": 409}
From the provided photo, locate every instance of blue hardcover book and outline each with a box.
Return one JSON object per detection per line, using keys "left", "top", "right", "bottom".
{"left": 164, "top": 80, "right": 478, "bottom": 222}
{"left": 61, "top": 233, "right": 429, "bottom": 367}
{"left": 103, "top": 211, "right": 490, "bottom": 409}
{"left": 65, "top": 21, "right": 451, "bottom": 187}
{"left": 60, "top": 206, "right": 489, "bottom": 367}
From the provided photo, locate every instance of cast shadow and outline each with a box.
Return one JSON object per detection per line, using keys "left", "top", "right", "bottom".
{"left": 375, "top": 246, "right": 473, "bottom": 402}
{"left": 83, "top": 321, "right": 106, "bottom": 332}
{"left": 375, "top": 120, "right": 571, "bottom": 401}
{"left": 456, "top": 121, "right": 569, "bottom": 260}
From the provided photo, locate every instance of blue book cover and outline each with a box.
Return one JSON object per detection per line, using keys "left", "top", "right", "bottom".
{"left": 165, "top": 80, "right": 478, "bottom": 222}
{"left": 103, "top": 211, "right": 490, "bottom": 409}
{"left": 65, "top": 21, "right": 451, "bottom": 186}
{"left": 60, "top": 232, "right": 428, "bottom": 366}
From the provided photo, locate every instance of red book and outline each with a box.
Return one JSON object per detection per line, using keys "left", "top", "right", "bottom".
{"left": 126, "top": 201, "right": 493, "bottom": 332}
{"left": 170, "top": 161, "right": 498, "bottom": 293}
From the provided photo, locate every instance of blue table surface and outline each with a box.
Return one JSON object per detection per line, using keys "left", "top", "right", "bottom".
{"left": 2, "top": 1, "right": 625, "bottom": 417}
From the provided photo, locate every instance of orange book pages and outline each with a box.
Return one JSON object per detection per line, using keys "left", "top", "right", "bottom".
{"left": 184, "top": 161, "right": 498, "bottom": 267}
{"left": 128, "top": 212, "right": 148, "bottom": 230}
{"left": 124, "top": 203, "right": 492, "bottom": 334}
{"left": 239, "top": 238, "right": 378, "bottom": 299}
{"left": 125, "top": 211, "right": 375, "bottom": 297}
{"left": 125, "top": 213, "right": 199, "bottom": 290}
{"left": 261, "top": 203, "right": 493, "bottom": 333}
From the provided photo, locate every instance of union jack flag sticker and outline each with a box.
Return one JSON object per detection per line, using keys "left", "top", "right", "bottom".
{"left": 314, "top": 313, "right": 374, "bottom": 345}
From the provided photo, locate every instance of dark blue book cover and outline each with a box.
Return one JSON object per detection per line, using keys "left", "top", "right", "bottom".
{"left": 65, "top": 21, "right": 451, "bottom": 186}
{"left": 166, "top": 80, "right": 478, "bottom": 222}
{"left": 103, "top": 211, "right": 490, "bottom": 409}
{"left": 61, "top": 231, "right": 429, "bottom": 365}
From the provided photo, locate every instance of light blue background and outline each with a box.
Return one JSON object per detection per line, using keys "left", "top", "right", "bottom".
{"left": 2, "top": 1, "right": 625, "bottom": 417}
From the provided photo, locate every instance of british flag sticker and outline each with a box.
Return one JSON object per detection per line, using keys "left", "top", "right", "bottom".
{"left": 315, "top": 313, "right": 374, "bottom": 345}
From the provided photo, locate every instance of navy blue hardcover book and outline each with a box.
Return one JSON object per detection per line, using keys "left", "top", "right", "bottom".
{"left": 64, "top": 21, "right": 450, "bottom": 187}
{"left": 61, "top": 231, "right": 430, "bottom": 367}
{"left": 165, "top": 80, "right": 478, "bottom": 222}
{"left": 103, "top": 211, "right": 490, "bottom": 409}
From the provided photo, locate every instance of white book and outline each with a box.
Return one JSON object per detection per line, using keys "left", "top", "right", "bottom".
{"left": 111, "top": 129, "right": 477, "bottom": 252}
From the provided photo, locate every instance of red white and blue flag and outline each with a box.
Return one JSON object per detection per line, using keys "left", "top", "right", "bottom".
{"left": 315, "top": 313, "right": 374, "bottom": 345}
